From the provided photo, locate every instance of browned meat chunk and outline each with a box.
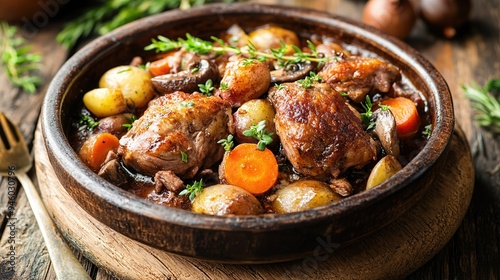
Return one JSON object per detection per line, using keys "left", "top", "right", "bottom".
{"left": 118, "top": 92, "right": 233, "bottom": 179}
{"left": 318, "top": 56, "right": 401, "bottom": 103}
{"left": 269, "top": 82, "right": 377, "bottom": 178}
{"left": 154, "top": 170, "right": 185, "bottom": 194}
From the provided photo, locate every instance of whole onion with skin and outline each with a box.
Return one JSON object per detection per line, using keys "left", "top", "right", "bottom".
{"left": 420, "top": 0, "right": 472, "bottom": 38}
{"left": 362, "top": 0, "right": 417, "bottom": 40}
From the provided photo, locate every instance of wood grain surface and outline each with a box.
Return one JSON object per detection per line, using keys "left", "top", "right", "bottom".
{"left": 34, "top": 124, "right": 473, "bottom": 280}
{"left": 0, "top": 0, "right": 498, "bottom": 279}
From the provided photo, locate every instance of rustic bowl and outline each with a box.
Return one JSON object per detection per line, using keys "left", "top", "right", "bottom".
{"left": 41, "top": 3, "right": 454, "bottom": 263}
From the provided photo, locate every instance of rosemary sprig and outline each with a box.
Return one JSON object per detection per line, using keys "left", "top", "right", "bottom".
{"left": 463, "top": 78, "right": 500, "bottom": 134}
{"left": 145, "top": 33, "right": 329, "bottom": 65}
{"left": 56, "top": 0, "right": 241, "bottom": 49}
{"left": 0, "top": 22, "right": 42, "bottom": 93}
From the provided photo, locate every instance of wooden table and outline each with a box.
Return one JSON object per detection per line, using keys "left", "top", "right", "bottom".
{"left": 0, "top": 0, "right": 498, "bottom": 279}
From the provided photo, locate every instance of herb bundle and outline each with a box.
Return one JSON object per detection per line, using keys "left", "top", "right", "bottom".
{"left": 463, "top": 79, "right": 500, "bottom": 134}
{"left": 56, "top": 0, "right": 242, "bottom": 49}
{"left": 0, "top": 22, "right": 42, "bottom": 93}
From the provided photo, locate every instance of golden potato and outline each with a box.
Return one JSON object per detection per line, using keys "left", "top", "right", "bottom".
{"left": 192, "top": 184, "right": 264, "bottom": 216}
{"left": 248, "top": 26, "right": 300, "bottom": 55}
{"left": 83, "top": 88, "right": 127, "bottom": 118}
{"left": 233, "top": 99, "right": 278, "bottom": 144}
{"left": 99, "top": 66, "right": 155, "bottom": 108}
{"left": 217, "top": 58, "right": 271, "bottom": 107}
{"left": 366, "top": 155, "right": 402, "bottom": 189}
{"left": 273, "top": 180, "right": 342, "bottom": 214}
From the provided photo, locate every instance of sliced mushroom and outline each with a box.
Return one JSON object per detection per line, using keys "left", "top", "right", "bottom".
{"left": 373, "top": 108, "right": 400, "bottom": 158}
{"left": 151, "top": 57, "right": 219, "bottom": 94}
{"left": 270, "top": 61, "right": 316, "bottom": 83}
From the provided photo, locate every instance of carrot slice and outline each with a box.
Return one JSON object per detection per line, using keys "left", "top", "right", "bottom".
{"left": 380, "top": 97, "right": 420, "bottom": 138}
{"left": 148, "top": 51, "right": 180, "bottom": 76}
{"left": 223, "top": 143, "right": 278, "bottom": 195}
{"left": 79, "top": 133, "right": 120, "bottom": 172}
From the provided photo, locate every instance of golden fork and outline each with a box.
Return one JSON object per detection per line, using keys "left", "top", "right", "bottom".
{"left": 0, "top": 112, "right": 91, "bottom": 280}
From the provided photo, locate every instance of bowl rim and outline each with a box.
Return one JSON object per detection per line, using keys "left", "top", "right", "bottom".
{"left": 41, "top": 2, "right": 454, "bottom": 232}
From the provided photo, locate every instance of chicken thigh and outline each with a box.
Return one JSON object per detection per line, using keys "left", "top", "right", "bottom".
{"left": 269, "top": 82, "right": 377, "bottom": 178}
{"left": 118, "top": 91, "right": 233, "bottom": 179}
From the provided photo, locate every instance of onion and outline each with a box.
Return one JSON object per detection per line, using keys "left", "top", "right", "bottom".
{"left": 362, "top": 0, "right": 417, "bottom": 40}
{"left": 420, "top": 0, "right": 472, "bottom": 38}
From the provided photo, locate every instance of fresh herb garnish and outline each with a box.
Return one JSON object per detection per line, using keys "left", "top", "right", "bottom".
{"left": 0, "top": 22, "right": 42, "bottom": 93}
{"left": 180, "top": 101, "right": 195, "bottom": 107}
{"left": 179, "top": 179, "right": 204, "bottom": 202}
{"left": 220, "top": 82, "right": 228, "bottom": 90}
{"left": 181, "top": 151, "right": 188, "bottom": 163}
{"left": 422, "top": 124, "right": 432, "bottom": 138}
{"left": 297, "top": 72, "right": 322, "bottom": 89}
{"left": 274, "top": 83, "right": 284, "bottom": 90}
{"left": 198, "top": 79, "right": 214, "bottom": 96}
{"left": 218, "top": 134, "right": 234, "bottom": 152}
{"left": 56, "top": 0, "right": 241, "bottom": 49}
{"left": 361, "top": 95, "right": 376, "bottom": 130}
{"left": 242, "top": 120, "right": 274, "bottom": 151}
{"left": 145, "top": 34, "right": 329, "bottom": 66}
{"left": 117, "top": 68, "right": 131, "bottom": 74}
{"left": 79, "top": 115, "right": 99, "bottom": 131}
{"left": 122, "top": 115, "right": 137, "bottom": 131}
{"left": 463, "top": 78, "right": 500, "bottom": 134}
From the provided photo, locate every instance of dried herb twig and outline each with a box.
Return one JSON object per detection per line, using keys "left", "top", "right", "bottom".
{"left": 0, "top": 22, "right": 42, "bottom": 93}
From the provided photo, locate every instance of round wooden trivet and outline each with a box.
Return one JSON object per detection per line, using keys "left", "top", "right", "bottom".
{"left": 33, "top": 127, "right": 473, "bottom": 280}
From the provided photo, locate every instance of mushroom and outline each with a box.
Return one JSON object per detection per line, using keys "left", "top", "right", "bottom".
{"left": 270, "top": 61, "right": 316, "bottom": 83}
{"left": 372, "top": 108, "right": 400, "bottom": 158}
{"left": 151, "top": 57, "right": 219, "bottom": 94}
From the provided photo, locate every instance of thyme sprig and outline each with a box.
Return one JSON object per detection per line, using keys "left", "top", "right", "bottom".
{"left": 360, "top": 95, "right": 376, "bottom": 130}
{"left": 179, "top": 179, "right": 204, "bottom": 202}
{"left": 463, "top": 78, "right": 500, "bottom": 134}
{"left": 0, "top": 22, "right": 42, "bottom": 93}
{"left": 218, "top": 134, "right": 234, "bottom": 152}
{"left": 145, "top": 33, "right": 329, "bottom": 66}
{"left": 242, "top": 120, "right": 274, "bottom": 151}
{"left": 56, "top": 0, "right": 241, "bottom": 49}
{"left": 79, "top": 114, "right": 99, "bottom": 131}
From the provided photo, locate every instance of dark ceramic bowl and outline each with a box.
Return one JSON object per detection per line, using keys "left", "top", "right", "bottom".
{"left": 41, "top": 3, "right": 454, "bottom": 263}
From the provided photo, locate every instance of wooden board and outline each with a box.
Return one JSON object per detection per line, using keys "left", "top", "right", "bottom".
{"left": 33, "top": 126, "right": 474, "bottom": 280}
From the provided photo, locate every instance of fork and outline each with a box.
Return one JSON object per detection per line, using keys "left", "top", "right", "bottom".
{"left": 0, "top": 112, "right": 91, "bottom": 280}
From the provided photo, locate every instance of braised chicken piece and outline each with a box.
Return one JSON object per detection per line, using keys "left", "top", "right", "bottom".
{"left": 269, "top": 82, "right": 377, "bottom": 178}
{"left": 318, "top": 56, "right": 401, "bottom": 103}
{"left": 118, "top": 92, "right": 233, "bottom": 181}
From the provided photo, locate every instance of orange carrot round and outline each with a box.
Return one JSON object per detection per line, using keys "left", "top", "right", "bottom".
{"left": 79, "top": 133, "right": 120, "bottom": 172}
{"left": 148, "top": 56, "right": 173, "bottom": 76}
{"left": 380, "top": 97, "right": 420, "bottom": 138}
{"left": 223, "top": 143, "right": 278, "bottom": 195}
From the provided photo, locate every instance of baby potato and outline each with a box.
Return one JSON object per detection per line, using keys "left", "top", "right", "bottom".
{"left": 217, "top": 58, "right": 271, "bottom": 107}
{"left": 248, "top": 26, "right": 300, "bottom": 55}
{"left": 99, "top": 65, "right": 155, "bottom": 108}
{"left": 83, "top": 88, "right": 127, "bottom": 118}
{"left": 192, "top": 184, "right": 264, "bottom": 216}
{"left": 273, "top": 180, "right": 342, "bottom": 214}
{"left": 366, "top": 155, "right": 402, "bottom": 189}
{"left": 233, "top": 99, "right": 278, "bottom": 145}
